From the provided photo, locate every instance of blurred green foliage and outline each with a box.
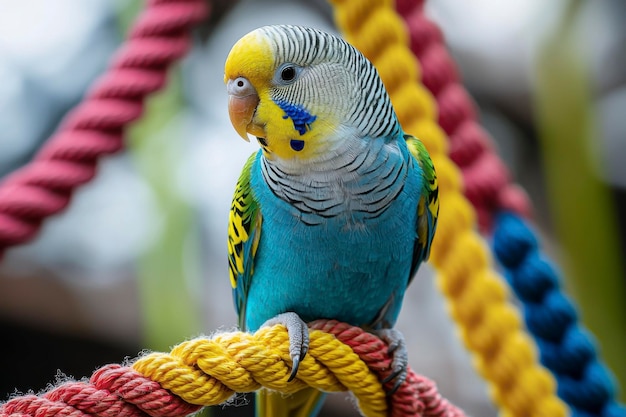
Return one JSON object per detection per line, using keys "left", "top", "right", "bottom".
{"left": 534, "top": 0, "right": 626, "bottom": 395}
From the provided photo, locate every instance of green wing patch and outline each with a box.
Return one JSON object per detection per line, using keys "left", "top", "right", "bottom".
{"left": 227, "top": 152, "right": 262, "bottom": 326}
{"left": 405, "top": 134, "right": 439, "bottom": 272}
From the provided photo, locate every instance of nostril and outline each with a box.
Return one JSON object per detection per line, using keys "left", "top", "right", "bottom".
{"left": 228, "top": 77, "right": 256, "bottom": 97}
{"left": 234, "top": 77, "right": 249, "bottom": 92}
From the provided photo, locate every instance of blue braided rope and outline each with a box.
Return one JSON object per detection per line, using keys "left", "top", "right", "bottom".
{"left": 492, "top": 212, "right": 626, "bottom": 417}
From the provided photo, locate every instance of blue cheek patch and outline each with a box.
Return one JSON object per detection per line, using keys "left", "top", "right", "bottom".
{"left": 290, "top": 139, "right": 305, "bottom": 151}
{"left": 274, "top": 99, "right": 317, "bottom": 136}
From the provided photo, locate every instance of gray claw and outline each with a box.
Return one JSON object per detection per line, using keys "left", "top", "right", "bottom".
{"left": 288, "top": 354, "right": 301, "bottom": 382}
{"left": 374, "top": 328, "right": 408, "bottom": 395}
{"left": 261, "top": 312, "right": 309, "bottom": 382}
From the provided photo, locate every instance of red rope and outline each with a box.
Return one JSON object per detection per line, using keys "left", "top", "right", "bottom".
{"left": 396, "top": 2, "right": 532, "bottom": 230}
{"left": 0, "top": 321, "right": 464, "bottom": 417}
{"left": 1, "top": 365, "right": 202, "bottom": 417}
{"left": 0, "top": 0, "right": 208, "bottom": 259}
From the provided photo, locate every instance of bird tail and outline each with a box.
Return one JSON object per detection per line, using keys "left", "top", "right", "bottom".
{"left": 256, "top": 387, "right": 326, "bottom": 417}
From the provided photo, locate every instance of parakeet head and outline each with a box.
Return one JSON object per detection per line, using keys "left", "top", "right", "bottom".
{"left": 224, "top": 25, "right": 398, "bottom": 163}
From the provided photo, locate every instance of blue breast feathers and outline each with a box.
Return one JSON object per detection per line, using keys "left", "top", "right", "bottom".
{"left": 274, "top": 99, "right": 317, "bottom": 135}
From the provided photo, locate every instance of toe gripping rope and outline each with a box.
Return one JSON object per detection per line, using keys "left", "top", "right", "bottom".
{"left": 0, "top": 321, "right": 465, "bottom": 417}
{"left": 0, "top": 0, "right": 208, "bottom": 260}
{"left": 394, "top": 1, "right": 625, "bottom": 416}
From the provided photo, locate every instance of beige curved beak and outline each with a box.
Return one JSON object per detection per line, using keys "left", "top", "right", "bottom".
{"left": 228, "top": 94, "right": 259, "bottom": 142}
{"left": 227, "top": 77, "right": 261, "bottom": 142}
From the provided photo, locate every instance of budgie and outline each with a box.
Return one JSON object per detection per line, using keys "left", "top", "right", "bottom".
{"left": 224, "top": 25, "right": 439, "bottom": 417}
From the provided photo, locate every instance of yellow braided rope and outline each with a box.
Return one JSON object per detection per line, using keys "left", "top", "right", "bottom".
{"left": 132, "top": 325, "right": 387, "bottom": 417}
{"left": 328, "top": 1, "right": 570, "bottom": 416}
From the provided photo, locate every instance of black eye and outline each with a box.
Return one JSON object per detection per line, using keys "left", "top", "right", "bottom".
{"left": 280, "top": 65, "right": 296, "bottom": 82}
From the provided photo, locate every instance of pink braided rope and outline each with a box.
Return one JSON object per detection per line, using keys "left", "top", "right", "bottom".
{"left": 0, "top": 0, "right": 208, "bottom": 259}
{"left": 396, "top": 0, "right": 532, "bottom": 230}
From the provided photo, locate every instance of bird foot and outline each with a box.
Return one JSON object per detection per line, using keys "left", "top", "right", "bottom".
{"left": 261, "top": 312, "right": 309, "bottom": 382}
{"left": 373, "top": 328, "right": 408, "bottom": 395}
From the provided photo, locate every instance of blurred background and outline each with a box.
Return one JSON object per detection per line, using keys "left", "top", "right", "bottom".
{"left": 0, "top": 0, "right": 624, "bottom": 416}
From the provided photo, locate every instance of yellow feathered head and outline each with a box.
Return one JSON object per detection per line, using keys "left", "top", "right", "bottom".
{"left": 224, "top": 25, "right": 397, "bottom": 162}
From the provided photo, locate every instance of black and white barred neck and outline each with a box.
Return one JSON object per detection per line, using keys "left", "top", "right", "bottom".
{"left": 259, "top": 24, "right": 399, "bottom": 140}
{"left": 260, "top": 135, "right": 410, "bottom": 225}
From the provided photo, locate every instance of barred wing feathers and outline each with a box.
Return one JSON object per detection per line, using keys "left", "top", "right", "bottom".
{"left": 227, "top": 153, "right": 262, "bottom": 329}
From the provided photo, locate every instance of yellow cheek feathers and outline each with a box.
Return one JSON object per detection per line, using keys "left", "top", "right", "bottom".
{"left": 254, "top": 98, "right": 339, "bottom": 161}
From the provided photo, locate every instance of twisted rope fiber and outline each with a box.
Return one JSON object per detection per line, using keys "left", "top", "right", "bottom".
{"left": 493, "top": 214, "right": 626, "bottom": 417}
{"left": 0, "top": 321, "right": 466, "bottom": 417}
{"left": 0, "top": 0, "right": 209, "bottom": 259}
{"left": 329, "top": 0, "right": 569, "bottom": 415}
{"left": 394, "top": 3, "right": 625, "bottom": 416}
{"left": 394, "top": 0, "right": 531, "bottom": 232}
{"left": 309, "top": 321, "right": 466, "bottom": 417}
